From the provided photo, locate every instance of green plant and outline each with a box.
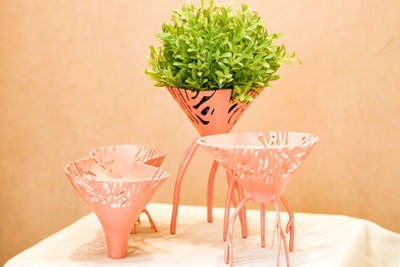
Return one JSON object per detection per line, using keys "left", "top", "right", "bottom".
{"left": 143, "top": 0, "right": 299, "bottom": 103}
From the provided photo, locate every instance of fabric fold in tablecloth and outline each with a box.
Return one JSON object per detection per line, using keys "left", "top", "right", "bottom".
{"left": 5, "top": 203, "right": 400, "bottom": 267}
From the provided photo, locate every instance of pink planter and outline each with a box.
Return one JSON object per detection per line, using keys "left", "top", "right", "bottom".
{"left": 198, "top": 131, "right": 318, "bottom": 266}
{"left": 89, "top": 145, "right": 166, "bottom": 232}
{"left": 167, "top": 86, "right": 262, "bottom": 235}
{"left": 64, "top": 146, "right": 169, "bottom": 259}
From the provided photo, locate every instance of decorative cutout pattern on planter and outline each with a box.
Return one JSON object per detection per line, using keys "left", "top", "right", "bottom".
{"left": 202, "top": 131, "right": 317, "bottom": 184}
{"left": 166, "top": 86, "right": 260, "bottom": 136}
{"left": 65, "top": 158, "right": 167, "bottom": 210}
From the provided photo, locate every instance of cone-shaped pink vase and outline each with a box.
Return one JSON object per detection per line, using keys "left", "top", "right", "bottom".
{"left": 197, "top": 131, "right": 318, "bottom": 203}
{"left": 64, "top": 157, "right": 169, "bottom": 259}
{"left": 89, "top": 145, "right": 167, "bottom": 233}
{"left": 166, "top": 86, "right": 261, "bottom": 136}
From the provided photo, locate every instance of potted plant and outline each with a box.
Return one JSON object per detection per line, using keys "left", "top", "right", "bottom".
{"left": 143, "top": 0, "right": 299, "bottom": 235}
{"left": 143, "top": 0, "right": 299, "bottom": 135}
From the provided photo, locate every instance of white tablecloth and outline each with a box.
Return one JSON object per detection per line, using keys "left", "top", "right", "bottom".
{"left": 5, "top": 203, "right": 400, "bottom": 266}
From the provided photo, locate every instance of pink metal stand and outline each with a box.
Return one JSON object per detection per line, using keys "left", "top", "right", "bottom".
{"left": 166, "top": 86, "right": 260, "bottom": 235}
{"left": 224, "top": 170, "right": 295, "bottom": 249}
{"left": 197, "top": 131, "right": 318, "bottom": 266}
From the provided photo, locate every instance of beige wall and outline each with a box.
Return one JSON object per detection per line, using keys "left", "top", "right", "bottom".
{"left": 1, "top": 0, "right": 400, "bottom": 264}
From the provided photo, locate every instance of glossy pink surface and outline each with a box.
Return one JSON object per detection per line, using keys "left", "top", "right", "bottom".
{"left": 64, "top": 147, "right": 169, "bottom": 259}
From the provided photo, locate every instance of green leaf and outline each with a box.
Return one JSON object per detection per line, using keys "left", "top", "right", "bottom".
{"left": 142, "top": 0, "right": 300, "bottom": 103}
{"left": 215, "top": 70, "right": 224, "bottom": 77}
{"left": 220, "top": 52, "right": 232, "bottom": 58}
{"left": 269, "top": 75, "right": 280, "bottom": 81}
{"left": 153, "top": 82, "right": 166, "bottom": 87}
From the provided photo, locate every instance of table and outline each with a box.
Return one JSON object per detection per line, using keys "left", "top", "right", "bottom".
{"left": 5, "top": 203, "right": 400, "bottom": 266}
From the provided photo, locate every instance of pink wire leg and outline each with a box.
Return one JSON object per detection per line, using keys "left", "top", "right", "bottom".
{"left": 131, "top": 212, "right": 141, "bottom": 234}
{"left": 223, "top": 172, "right": 247, "bottom": 241}
{"left": 272, "top": 197, "right": 290, "bottom": 267}
{"left": 225, "top": 195, "right": 252, "bottom": 265}
{"left": 236, "top": 181, "right": 248, "bottom": 238}
{"left": 223, "top": 174, "right": 235, "bottom": 241}
{"left": 280, "top": 196, "right": 294, "bottom": 252}
{"left": 207, "top": 160, "right": 219, "bottom": 223}
{"left": 170, "top": 138, "right": 200, "bottom": 234}
{"left": 270, "top": 196, "right": 294, "bottom": 252}
{"left": 260, "top": 204, "right": 265, "bottom": 247}
{"left": 131, "top": 208, "right": 157, "bottom": 233}
{"left": 143, "top": 208, "right": 157, "bottom": 232}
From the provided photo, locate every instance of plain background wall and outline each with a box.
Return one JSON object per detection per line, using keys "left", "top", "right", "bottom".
{"left": 1, "top": 0, "right": 399, "bottom": 264}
